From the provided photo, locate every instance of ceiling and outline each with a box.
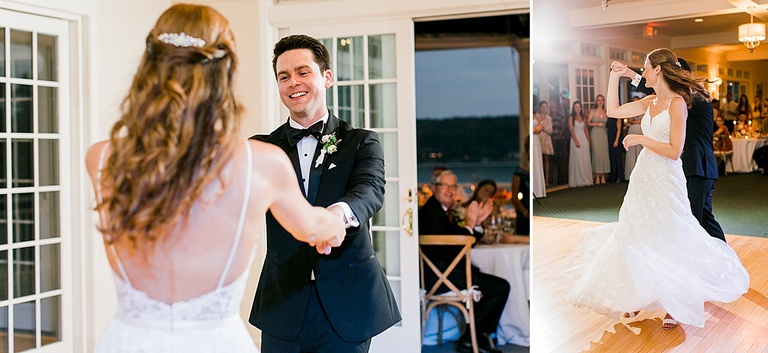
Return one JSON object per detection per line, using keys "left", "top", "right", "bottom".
{"left": 534, "top": 0, "right": 768, "bottom": 60}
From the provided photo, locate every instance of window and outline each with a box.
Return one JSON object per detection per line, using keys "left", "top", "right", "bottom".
{"left": 0, "top": 10, "right": 70, "bottom": 352}
{"left": 574, "top": 67, "right": 596, "bottom": 108}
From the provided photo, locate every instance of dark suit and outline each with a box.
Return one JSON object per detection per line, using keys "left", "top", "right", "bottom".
{"left": 681, "top": 96, "right": 726, "bottom": 241}
{"left": 249, "top": 113, "right": 401, "bottom": 350}
{"left": 418, "top": 195, "right": 510, "bottom": 335}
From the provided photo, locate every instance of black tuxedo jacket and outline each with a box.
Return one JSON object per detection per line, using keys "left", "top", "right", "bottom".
{"left": 248, "top": 113, "right": 401, "bottom": 342}
{"left": 418, "top": 195, "right": 484, "bottom": 291}
{"left": 681, "top": 96, "right": 719, "bottom": 180}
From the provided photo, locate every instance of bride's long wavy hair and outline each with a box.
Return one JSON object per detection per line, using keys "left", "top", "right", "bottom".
{"left": 98, "top": 4, "right": 242, "bottom": 246}
{"left": 647, "top": 48, "right": 710, "bottom": 106}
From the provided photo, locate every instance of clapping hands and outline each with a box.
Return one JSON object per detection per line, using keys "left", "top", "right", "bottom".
{"left": 464, "top": 200, "right": 494, "bottom": 228}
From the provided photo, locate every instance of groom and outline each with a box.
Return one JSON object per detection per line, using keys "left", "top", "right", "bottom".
{"left": 249, "top": 34, "right": 401, "bottom": 352}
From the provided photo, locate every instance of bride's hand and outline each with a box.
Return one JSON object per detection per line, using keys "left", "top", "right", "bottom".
{"left": 610, "top": 61, "right": 635, "bottom": 79}
{"left": 622, "top": 134, "right": 642, "bottom": 150}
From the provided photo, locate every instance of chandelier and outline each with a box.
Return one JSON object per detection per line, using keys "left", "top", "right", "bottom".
{"left": 738, "top": 7, "right": 766, "bottom": 53}
{"left": 599, "top": 0, "right": 610, "bottom": 11}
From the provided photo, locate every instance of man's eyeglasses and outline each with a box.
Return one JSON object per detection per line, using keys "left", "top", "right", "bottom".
{"left": 435, "top": 183, "right": 459, "bottom": 191}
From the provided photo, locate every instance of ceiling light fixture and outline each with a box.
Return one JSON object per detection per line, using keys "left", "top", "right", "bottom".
{"left": 599, "top": 0, "right": 610, "bottom": 11}
{"left": 738, "top": 6, "right": 766, "bottom": 53}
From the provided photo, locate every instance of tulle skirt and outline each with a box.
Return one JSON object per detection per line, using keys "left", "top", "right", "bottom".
{"left": 564, "top": 149, "right": 749, "bottom": 327}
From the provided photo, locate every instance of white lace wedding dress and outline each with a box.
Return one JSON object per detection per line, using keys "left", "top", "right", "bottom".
{"left": 94, "top": 142, "right": 260, "bottom": 353}
{"left": 564, "top": 104, "right": 749, "bottom": 327}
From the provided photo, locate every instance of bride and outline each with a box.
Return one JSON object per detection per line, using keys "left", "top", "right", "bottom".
{"left": 86, "top": 4, "right": 346, "bottom": 352}
{"left": 564, "top": 48, "right": 749, "bottom": 331}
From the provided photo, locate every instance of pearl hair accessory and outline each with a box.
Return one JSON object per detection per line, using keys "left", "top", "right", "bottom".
{"left": 157, "top": 32, "right": 206, "bottom": 48}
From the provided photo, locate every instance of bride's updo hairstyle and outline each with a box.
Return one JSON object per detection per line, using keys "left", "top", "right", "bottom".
{"left": 100, "top": 4, "right": 243, "bottom": 246}
{"left": 646, "top": 48, "right": 710, "bottom": 106}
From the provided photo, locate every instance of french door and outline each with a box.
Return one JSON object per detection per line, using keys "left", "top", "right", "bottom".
{"left": 0, "top": 8, "right": 72, "bottom": 353}
{"left": 283, "top": 20, "right": 421, "bottom": 352}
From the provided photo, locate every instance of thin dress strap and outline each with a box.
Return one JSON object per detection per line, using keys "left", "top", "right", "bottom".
{"left": 216, "top": 140, "right": 253, "bottom": 289}
{"left": 95, "top": 144, "right": 132, "bottom": 284}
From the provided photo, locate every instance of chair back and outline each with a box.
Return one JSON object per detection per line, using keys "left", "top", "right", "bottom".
{"left": 419, "top": 235, "right": 478, "bottom": 353}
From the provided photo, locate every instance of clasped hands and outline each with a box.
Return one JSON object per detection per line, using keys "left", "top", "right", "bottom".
{"left": 609, "top": 61, "right": 637, "bottom": 79}
{"left": 464, "top": 200, "right": 494, "bottom": 229}
{"left": 308, "top": 205, "right": 349, "bottom": 255}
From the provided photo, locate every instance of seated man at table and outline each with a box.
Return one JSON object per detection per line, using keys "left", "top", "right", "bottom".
{"left": 419, "top": 170, "right": 510, "bottom": 353}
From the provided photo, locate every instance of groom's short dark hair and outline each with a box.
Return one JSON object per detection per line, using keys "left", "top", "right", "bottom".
{"left": 272, "top": 34, "right": 331, "bottom": 78}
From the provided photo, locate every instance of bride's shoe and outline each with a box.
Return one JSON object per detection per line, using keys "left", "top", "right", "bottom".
{"left": 662, "top": 314, "right": 678, "bottom": 330}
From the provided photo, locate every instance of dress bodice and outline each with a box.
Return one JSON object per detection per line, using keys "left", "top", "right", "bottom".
{"left": 641, "top": 105, "right": 671, "bottom": 144}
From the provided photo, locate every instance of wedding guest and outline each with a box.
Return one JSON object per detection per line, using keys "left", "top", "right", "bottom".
{"left": 624, "top": 97, "right": 644, "bottom": 178}
{"left": 419, "top": 170, "right": 508, "bottom": 353}
{"left": 568, "top": 101, "right": 593, "bottom": 187}
{"left": 534, "top": 101, "right": 554, "bottom": 187}
{"left": 588, "top": 95, "right": 610, "bottom": 184}
{"left": 721, "top": 92, "right": 738, "bottom": 134}
{"left": 607, "top": 114, "right": 624, "bottom": 183}
{"left": 752, "top": 96, "right": 763, "bottom": 121}
{"left": 532, "top": 116, "right": 546, "bottom": 198}
{"left": 737, "top": 94, "right": 751, "bottom": 120}
{"left": 86, "top": 5, "right": 346, "bottom": 352}
{"left": 551, "top": 99, "right": 571, "bottom": 186}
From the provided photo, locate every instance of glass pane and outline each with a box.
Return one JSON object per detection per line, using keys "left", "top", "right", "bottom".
{"left": 13, "top": 301, "right": 35, "bottom": 352}
{"left": 319, "top": 38, "right": 332, "bottom": 56}
{"left": 368, "top": 34, "right": 395, "bottom": 79}
{"left": 0, "top": 28, "right": 5, "bottom": 77}
{"left": 0, "top": 194, "right": 6, "bottom": 245}
{"left": 12, "top": 139, "right": 34, "bottom": 187}
{"left": 0, "top": 250, "right": 7, "bottom": 300}
{"left": 0, "top": 306, "right": 7, "bottom": 352}
{"left": 370, "top": 83, "right": 397, "bottom": 128}
{"left": 0, "top": 139, "right": 6, "bottom": 187}
{"left": 41, "top": 296, "right": 61, "bottom": 346}
{"left": 336, "top": 36, "right": 363, "bottom": 81}
{"left": 372, "top": 230, "right": 400, "bottom": 276}
{"left": 39, "top": 139, "right": 59, "bottom": 186}
{"left": 372, "top": 180, "right": 399, "bottom": 227}
{"left": 39, "top": 192, "right": 59, "bottom": 240}
{"left": 37, "top": 34, "right": 57, "bottom": 81}
{"left": 12, "top": 193, "right": 34, "bottom": 243}
{"left": 11, "top": 30, "right": 32, "bottom": 79}
{"left": 388, "top": 280, "right": 402, "bottom": 327}
{"left": 337, "top": 85, "right": 364, "bottom": 127}
{"left": 326, "top": 86, "right": 335, "bottom": 113}
{"left": 13, "top": 247, "right": 35, "bottom": 298}
{"left": 38, "top": 87, "right": 58, "bottom": 133}
{"left": 378, "top": 132, "right": 398, "bottom": 178}
{"left": 11, "top": 84, "right": 33, "bottom": 133}
{"left": 40, "top": 244, "right": 60, "bottom": 292}
{"left": 0, "top": 83, "right": 5, "bottom": 132}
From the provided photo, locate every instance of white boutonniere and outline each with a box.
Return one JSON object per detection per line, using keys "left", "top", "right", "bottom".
{"left": 315, "top": 133, "right": 341, "bottom": 168}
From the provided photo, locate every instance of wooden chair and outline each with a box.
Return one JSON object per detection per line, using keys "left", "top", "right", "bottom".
{"left": 713, "top": 136, "right": 734, "bottom": 175}
{"left": 419, "top": 235, "right": 479, "bottom": 353}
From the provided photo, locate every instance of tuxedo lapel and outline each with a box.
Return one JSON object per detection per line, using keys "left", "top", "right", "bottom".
{"left": 307, "top": 114, "right": 341, "bottom": 204}
{"left": 275, "top": 123, "right": 307, "bottom": 198}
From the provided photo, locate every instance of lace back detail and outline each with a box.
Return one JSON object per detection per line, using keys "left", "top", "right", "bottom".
{"left": 107, "top": 141, "right": 256, "bottom": 324}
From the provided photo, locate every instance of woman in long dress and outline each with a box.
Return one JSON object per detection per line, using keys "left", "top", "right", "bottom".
{"left": 534, "top": 101, "right": 555, "bottom": 187}
{"left": 568, "top": 101, "right": 593, "bottom": 187}
{"left": 532, "top": 119, "right": 547, "bottom": 198}
{"left": 588, "top": 95, "right": 610, "bottom": 184}
{"left": 624, "top": 97, "right": 644, "bottom": 178}
{"left": 86, "top": 5, "right": 346, "bottom": 352}
{"left": 565, "top": 48, "right": 749, "bottom": 331}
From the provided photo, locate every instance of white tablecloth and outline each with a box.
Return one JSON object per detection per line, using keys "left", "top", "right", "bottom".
{"left": 471, "top": 243, "right": 530, "bottom": 347}
{"left": 728, "top": 138, "right": 768, "bottom": 173}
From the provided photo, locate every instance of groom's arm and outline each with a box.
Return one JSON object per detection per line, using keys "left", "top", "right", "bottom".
{"left": 333, "top": 130, "right": 385, "bottom": 230}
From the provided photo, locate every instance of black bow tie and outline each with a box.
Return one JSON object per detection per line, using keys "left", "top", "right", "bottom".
{"left": 286, "top": 120, "right": 324, "bottom": 146}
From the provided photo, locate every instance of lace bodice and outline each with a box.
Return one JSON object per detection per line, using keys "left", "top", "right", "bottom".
{"left": 641, "top": 104, "right": 671, "bottom": 144}
{"left": 112, "top": 265, "right": 251, "bottom": 326}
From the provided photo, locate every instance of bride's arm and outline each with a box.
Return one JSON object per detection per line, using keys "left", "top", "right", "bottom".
{"left": 622, "top": 97, "right": 687, "bottom": 160}
{"left": 607, "top": 61, "right": 652, "bottom": 118}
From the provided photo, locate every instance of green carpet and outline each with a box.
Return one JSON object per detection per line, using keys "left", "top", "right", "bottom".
{"left": 533, "top": 172, "right": 768, "bottom": 237}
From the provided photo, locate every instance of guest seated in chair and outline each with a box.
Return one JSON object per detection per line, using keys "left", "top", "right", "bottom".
{"left": 714, "top": 117, "right": 732, "bottom": 152}
{"left": 419, "top": 170, "right": 510, "bottom": 353}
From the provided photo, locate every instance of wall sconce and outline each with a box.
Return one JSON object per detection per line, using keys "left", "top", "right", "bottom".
{"left": 738, "top": 7, "right": 766, "bottom": 53}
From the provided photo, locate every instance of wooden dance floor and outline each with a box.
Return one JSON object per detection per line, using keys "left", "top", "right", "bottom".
{"left": 531, "top": 217, "right": 768, "bottom": 353}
